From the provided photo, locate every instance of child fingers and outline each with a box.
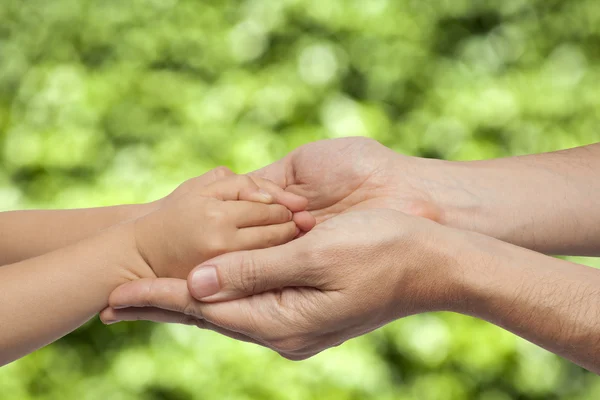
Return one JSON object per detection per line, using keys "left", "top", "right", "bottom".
{"left": 293, "top": 210, "right": 317, "bottom": 232}
{"left": 251, "top": 177, "right": 309, "bottom": 212}
{"left": 229, "top": 201, "right": 293, "bottom": 228}
{"left": 196, "top": 174, "right": 309, "bottom": 212}
{"left": 170, "top": 167, "right": 236, "bottom": 199}
{"left": 200, "top": 175, "right": 272, "bottom": 203}
{"left": 236, "top": 221, "right": 299, "bottom": 251}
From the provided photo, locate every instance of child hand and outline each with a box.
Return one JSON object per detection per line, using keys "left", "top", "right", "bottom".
{"left": 134, "top": 174, "right": 308, "bottom": 279}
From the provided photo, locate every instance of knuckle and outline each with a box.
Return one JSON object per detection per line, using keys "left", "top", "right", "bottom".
{"left": 235, "top": 174, "right": 257, "bottom": 188}
{"left": 264, "top": 227, "right": 285, "bottom": 247}
{"left": 237, "top": 253, "right": 262, "bottom": 294}
{"left": 212, "top": 166, "right": 233, "bottom": 179}
{"left": 204, "top": 207, "right": 231, "bottom": 230}
{"left": 205, "top": 236, "right": 228, "bottom": 255}
{"left": 205, "top": 204, "right": 227, "bottom": 222}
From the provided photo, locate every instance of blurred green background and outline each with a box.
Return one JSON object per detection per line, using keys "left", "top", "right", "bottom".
{"left": 1, "top": 0, "right": 600, "bottom": 399}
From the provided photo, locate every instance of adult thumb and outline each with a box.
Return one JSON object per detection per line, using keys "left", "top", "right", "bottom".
{"left": 187, "top": 241, "right": 312, "bottom": 302}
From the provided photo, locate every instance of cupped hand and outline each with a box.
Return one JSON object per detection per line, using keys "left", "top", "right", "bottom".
{"left": 101, "top": 209, "right": 461, "bottom": 360}
{"left": 250, "top": 137, "right": 442, "bottom": 223}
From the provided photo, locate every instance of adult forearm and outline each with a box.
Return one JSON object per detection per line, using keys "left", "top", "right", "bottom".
{"left": 452, "top": 230, "right": 600, "bottom": 373}
{"left": 419, "top": 143, "right": 600, "bottom": 255}
{"left": 0, "top": 224, "right": 151, "bottom": 366}
{"left": 0, "top": 202, "right": 157, "bottom": 266}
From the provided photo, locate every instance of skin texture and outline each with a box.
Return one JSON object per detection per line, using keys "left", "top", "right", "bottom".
{"left": 0, "top": 167, "right": 314, "bottom": 267}
{"left": 0, "top": 169, "right": 312, "bottom": 365}
{"left": 0, "top": 223, "right": 150, "bottom": 366}
{"left": 103, "top": 211, "right": 600, "bottom": 372}
{"left": 135, "top": 175, "right": 305, "bottom": 279}
{"left": 425, "top": 144, "right": 600, "bottom": 256}
{"left": 102, "top": 137, "right": 600, "bottom": 372}
{"left": 454, "top": 231, "right": 600, "bottom": 374}
{"left": 0, "top": 203, "right": 157, "bottom": 266}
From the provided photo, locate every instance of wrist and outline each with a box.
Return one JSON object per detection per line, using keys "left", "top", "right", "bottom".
{"left": 440, "top": 228, "right": 516, "bottom": 316}
{"left": 127, "top": 201, "right": 162, "bottom": 222}
{"left": 132, "top": 209, "right": 168, "bottom": 278}
{"left": 403, "top": 157, "right": 489, "bottom": 235}
{"left": 83, "top": 222, "right": 156, "bottom": 287}
{"left": 386, "top": 219, "right": 474, "bottom": 316}
{"left": 113, "top": 222, "right": 157, "bottom": 282}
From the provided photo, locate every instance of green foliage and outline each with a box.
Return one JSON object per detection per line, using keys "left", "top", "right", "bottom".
{"left": 1, "top": 0, "right": 599, "bottom": 398}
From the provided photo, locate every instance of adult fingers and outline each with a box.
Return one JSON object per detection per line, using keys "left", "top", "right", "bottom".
{"left": 100, "top": 306, "right": 198, "bottom": 326}
{"left": 106, "top": 278, "right": 276, "bottom": 338}
{"left": 100, "top": 307, "right": 264, "bottom": 346}
{"left": 248, "top": 158, "right": 312, "bottom": 213}
{"left": 187, "top": 239, "right": 318, "bottom": 302}
{"left": 107, "top": 277, "right": 282, "bottom": 340}
{"left": 195, "top": 319, "right": 265, "bottom": 346}
{"left": 249, "top": 176, "right": 308, "bottom": 213}
{"left": 107, "top": 278, "right": 195, "bottom": 313}
{"left": 248, "top": 158, "right": 290, "bottom": 189}
{"left": 181, "top": 294, "right": 283, "bottom": 340}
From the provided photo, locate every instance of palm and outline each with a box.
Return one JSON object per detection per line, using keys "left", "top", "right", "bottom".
{"left": 253, "top": 137, "right": 438, "bottom": 223}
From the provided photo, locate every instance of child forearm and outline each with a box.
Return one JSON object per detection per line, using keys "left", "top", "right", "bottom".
{"left": 0, "top": 203, "right": 157, "bottom": 266}
{"left": 0, "top": 223, "right": 153, "bottom": 366}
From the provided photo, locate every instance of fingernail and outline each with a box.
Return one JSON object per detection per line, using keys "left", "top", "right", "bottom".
{"left": 191, "top": 266, "right": 220, "bottom": 299}
{"left": 258, "top": 189, "right": 273, "bottom": 202}
{"left": 103, "top": 319, "right": 117, "bottom": 325}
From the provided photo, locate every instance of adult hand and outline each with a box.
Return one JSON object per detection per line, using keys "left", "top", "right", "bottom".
{"left": 248, "top": 137, "right": 443, "bottom": 223}
{"left": 101, "top": 209, "right": 460, "bottom": 360}
{"left": 252, "top": 137, "right": 600, "bottom": 256}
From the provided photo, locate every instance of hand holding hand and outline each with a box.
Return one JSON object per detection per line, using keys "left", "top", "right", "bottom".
{"left": 135, "top": 171, "right": 314, "bottom": 279}
{"left": 100, "top": 137, "right": 451, "bottom": 355}
{"left": 103, "top": 209, "right": 462, "bottom": 360}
